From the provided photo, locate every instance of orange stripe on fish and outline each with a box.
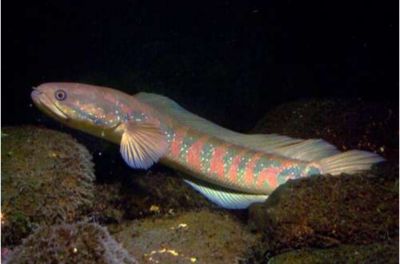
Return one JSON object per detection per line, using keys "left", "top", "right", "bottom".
{"left": 170, "top": 127, "right": 187, "bottom": 158}
{"left": 228, "top": 150, "right": 245, "bottom": 183}
{"left": 257, "top": 167, "right": 280, "bottom": 189}
{"left": 187, "top": 135, "right": 209, "bottom": 171}
{"left": 209, "top": 144, "right": 228, "bottom": 179}
{"left": 244, "top": 152, "right": 262, "bottom": 185}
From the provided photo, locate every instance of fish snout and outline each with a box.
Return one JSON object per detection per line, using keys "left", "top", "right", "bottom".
{"left": 31, "top": 87, "right": 42, "bottom": 104}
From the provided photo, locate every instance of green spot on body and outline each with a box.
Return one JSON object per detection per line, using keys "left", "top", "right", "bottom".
{"left": 179, "top": 134, "right": 197, "bottom": 162}
{"left": 200, "top": 142, "right": 215, "bottom": 173}
{"left": 254, "top": 156, "right": 281, "bottom": 175}
{"left": 222, "top": 148, "right": 238, "bottom": 175}
{"left": 262, "top": 179, "right": 271, "bottom": 189}
{"left": 253, "top": 155, "right": 282, "bottom": 187}
{"left": 277, "top": 167, "right": 301, "bottom": 184}
{"left": 164, "top": 126, "right": 175, "bottom": 144}
{"left": 237, "top": 154, "right": 251, "bottom": 184}
{"left": 305, "top": 166, "right": 321, "bottom": 176}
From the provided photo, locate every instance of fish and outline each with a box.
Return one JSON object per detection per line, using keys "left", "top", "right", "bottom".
{"left": 31, "top": 82, "right": 384, "bottom": 209}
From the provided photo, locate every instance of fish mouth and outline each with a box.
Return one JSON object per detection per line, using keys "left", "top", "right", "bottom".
{"left": 31, "top": 89, "right": 69, "bottom": 120}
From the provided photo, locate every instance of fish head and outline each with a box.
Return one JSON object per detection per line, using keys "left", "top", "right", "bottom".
{"left": 31, "top": 82, "right": 124, "bottom": 135}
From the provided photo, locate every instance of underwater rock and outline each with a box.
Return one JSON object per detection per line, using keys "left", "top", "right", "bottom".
{"left": 112, "top": 209, "right": 259, "bottom": 263}
{"left": 246, "top": 99, "right": 398, "bottom": 262}
{"left": 92, "top": 169, "right": 215, "bottom": 223}
{"left": 267, "top": 242, "right": 399, "bottom": 264}
{"left": 1, "top": 248, "right": 12, "bottom": 263}
{"left": 5, "top": 222, "right": 137, "bottom": 264}
{"left": 91, "top": 183, "right": 127, "bottom": 224}
{"left": 248, "top": 163, "right": 398, "bottom": 254}
{"left": 1, "top": 126, "right": 95, "bottom": 246}
{"left": 253, "top": 99, "right": 398, "bottom": 161}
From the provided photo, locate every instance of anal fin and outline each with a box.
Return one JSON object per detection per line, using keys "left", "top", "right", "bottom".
{"left": 184, "top": 180, "right": 268, "bottom": 209}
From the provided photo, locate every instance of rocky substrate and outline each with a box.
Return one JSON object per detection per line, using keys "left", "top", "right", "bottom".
{"left": 2, "top": 97, "right": 398, "bottom": 263}
{"left": 267, "top": 242, "right": 398, "bottom": 264}
{"left": 247, "top": 163, "right": 398, "bottom": 260}
{"left": 5, "top": 222, "right": 137, "bottom": 264}
{"left": 247, "top": 99, "right": 398, "bottom": 262}
{"left": 111, "top": 209, "right": 259, "bottom": 264}
{"left": 1, "top": 126, "right": 95, "bottom": 246}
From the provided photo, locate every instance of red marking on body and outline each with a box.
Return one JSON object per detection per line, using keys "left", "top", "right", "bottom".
{"left": 228, "top": 151, "right": 244, "bottom": 183}
{"left": 257, "top": 167, "right": 281, "bottom": 189}
{"left": 121, "top": 106, "right": 132, "bottom": 114}
{"left": 103, "top": 92, "right": 116, "bottom": 103}
{"left": 210, "top": 144, "right": 227, "bottom": 178}
{"left": 170, "top": 128, "right": 187, "bottom": 158}
{"left": 187, "top": 136, "right": 208, "bottom": 170}
{"left": 281, "top": 160, "right": 295, "bottom": 168}
{"left": 244, "top": 153, "right": 262, "bottom": 185}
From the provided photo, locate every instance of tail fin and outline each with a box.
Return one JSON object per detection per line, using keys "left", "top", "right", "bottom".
{"left": 318, "top": 150, "right": 385, "bottom": 175}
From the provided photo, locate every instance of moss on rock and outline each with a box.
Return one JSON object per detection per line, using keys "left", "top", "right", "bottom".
{"left": 248, "top": 164, "right": 398, "bottom": 254}
{"left": 112, "top": 209, "right": 259, "bottom": 263}
{"left": 6, "top": 222, "right": 137, "bottom": 264}
{"left": 246, "top": 99, "right": 398, "bottom": 262}
{"left": 268, "top": 242, "right": 398, "bottom": 264}
{"left": 1, "top": 126, "right": 95, "bottom": 246}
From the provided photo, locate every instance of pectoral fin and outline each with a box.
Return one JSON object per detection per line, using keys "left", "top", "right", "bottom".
{"left": 120, "top": 122, "right": 168, "bottom": 169}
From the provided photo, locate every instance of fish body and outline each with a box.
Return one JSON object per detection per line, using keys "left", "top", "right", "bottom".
{"left": 163, "top": 125, "right": 313, "bottom": 194}
{"left": 31, "top": 83, "right": 384, "bottom": 209}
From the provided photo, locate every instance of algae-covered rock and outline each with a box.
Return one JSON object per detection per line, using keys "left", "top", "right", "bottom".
{"left": 112, "top": 209, "right": 259, "bottom": 263}
{"left": 253, "top": 99, "right": 398, "bottom": 160}
{"left": 91, "top": 183, "right": 127, "bottom": 224}
{"left": 1, "top": 126, "right": 95, "bottom": 246}
{"left": 92, "top": 170, "right": 214, "bottom": 223}
{"left": 248, "top": 163, "right": 398, "bottom": 253}
{"left": 268, "top": 242, "right": 399, "bottom": 264}
{"left": 247, "top": 99, "right": 398, "bottom": 262}
{"left": 6, "top": 222, "right": 137, "bottom": 264}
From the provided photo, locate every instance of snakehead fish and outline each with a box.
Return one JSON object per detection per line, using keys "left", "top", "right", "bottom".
{"left": 31, "top": 83, "right": 384, "bottom": 209}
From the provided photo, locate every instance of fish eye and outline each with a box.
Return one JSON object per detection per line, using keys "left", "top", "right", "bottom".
{"left": 54, "top": 89, "right": 67, "bottom": 101}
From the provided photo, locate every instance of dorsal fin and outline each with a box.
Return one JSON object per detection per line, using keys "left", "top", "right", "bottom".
{"left": 135, "top": 93, "right": 340, "bottom": 161}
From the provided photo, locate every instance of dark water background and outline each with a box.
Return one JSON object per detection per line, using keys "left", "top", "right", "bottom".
{"left": 3, "top": 1, "right": 398, "bottom": 131}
